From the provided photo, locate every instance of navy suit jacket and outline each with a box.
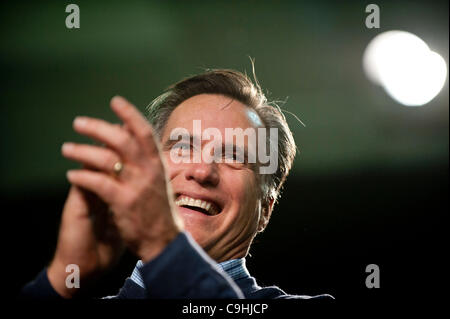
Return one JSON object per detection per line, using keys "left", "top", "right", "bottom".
{"left": 21, "top": 232, "right": 333, "bottom": 300}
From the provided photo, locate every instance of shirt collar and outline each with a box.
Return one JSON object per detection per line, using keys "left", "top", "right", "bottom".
{"left": 129, "top": 258, "right": 250, "bottom": 289}
{"left": 215, "top": 258, "right": 251, "bottom": 282}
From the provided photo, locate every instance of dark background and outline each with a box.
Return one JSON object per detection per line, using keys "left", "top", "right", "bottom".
{"left": 1, "top": 0, "right": 448, "bottom": 303}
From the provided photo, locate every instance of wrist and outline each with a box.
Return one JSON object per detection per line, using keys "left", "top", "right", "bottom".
{"left": 47, "top": 258, "right": 77, "bottom": 299}
{"left": 138, "top": 227, "right": 181, "bottom": 263}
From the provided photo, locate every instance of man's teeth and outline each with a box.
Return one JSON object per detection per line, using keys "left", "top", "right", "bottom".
{"left": 175, "top": 196, "right": 217, "bottom": 215}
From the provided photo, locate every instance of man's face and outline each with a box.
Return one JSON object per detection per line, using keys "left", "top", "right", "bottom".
{"left": 160, "top": 94, "right": 265, "bottom": 262}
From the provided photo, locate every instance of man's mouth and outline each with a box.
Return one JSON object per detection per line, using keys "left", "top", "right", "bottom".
{"left": 174, "top": 195, "right": 221, "bottom": 216}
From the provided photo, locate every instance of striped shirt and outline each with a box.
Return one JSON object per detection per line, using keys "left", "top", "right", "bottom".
{"left": 130, "top": 258, "right": 250, "bottom": 289}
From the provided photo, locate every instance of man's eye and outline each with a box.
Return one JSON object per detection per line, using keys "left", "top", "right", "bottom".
{"left": 223, "top": 152, "right": 246, "bottom": 164}
{"left": 223, "top": 152, "right": 237, "bottom": 160}
{"left": 174, "top": 143, "right": 191, "bottom": 150}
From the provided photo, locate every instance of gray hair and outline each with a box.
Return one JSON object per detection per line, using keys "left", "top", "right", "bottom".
{"left": 146, "top": 68, "right": 296, "bottom": 208}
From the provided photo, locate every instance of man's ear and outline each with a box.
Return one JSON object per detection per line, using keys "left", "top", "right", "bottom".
{"left": 257, "top": 197, "right": 275, "bottom": 233}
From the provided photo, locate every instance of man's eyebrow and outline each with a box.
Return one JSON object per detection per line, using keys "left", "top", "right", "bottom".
{"left": 162, "top": 138, "right": 179, "bottom": 150}
{"left": 223, "top": 142, "right": 246, "bottom": 153}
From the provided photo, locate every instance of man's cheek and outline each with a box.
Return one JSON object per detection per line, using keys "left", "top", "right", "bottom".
{"left": 162, "top": 152, "right": 179, "bottom": 178}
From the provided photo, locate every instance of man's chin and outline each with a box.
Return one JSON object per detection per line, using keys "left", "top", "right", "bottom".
{"left": 176, "top": 208, "right": 212, "bottom": 245}
{"left": 178, "top": 206, "right": 211, "bottom": 230}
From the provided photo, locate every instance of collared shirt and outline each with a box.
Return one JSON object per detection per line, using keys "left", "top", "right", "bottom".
{"left": 130, "top": 258, "right": 250, "bottom": 289}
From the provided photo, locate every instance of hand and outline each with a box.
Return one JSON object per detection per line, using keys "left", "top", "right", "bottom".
{"left": 63, "top": 96, "right": 183, "bottom": 263}
{"left": 48, "top": 185, "right": 124, "bottom": 298}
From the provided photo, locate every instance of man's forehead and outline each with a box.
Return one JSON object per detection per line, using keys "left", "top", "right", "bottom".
{"left": 164, "top": 94, "right": 263, "bottom": 131}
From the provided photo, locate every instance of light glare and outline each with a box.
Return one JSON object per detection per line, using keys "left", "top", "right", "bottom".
{"left": 363, "top": 31, "right": 447, "bottom": 106}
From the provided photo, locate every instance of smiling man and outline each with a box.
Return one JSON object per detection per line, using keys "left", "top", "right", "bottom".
{"left": 22, "top": 69, "right": 332, "bottom": 300}
{"left": 161, "top": 93, "right": 272, "bottom": 263}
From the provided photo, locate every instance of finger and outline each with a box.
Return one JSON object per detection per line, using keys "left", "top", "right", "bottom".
{"left": 66, "top": 169, "right": 121, "bottom": 205}
{"left": 62, "top": 142, "right": 121, "bottom": 174}
{"left": 73, "top": 116, "right": 138, "bottom": 159}
{"left": 110, "top": 96, "right": 158, "bottom": 154}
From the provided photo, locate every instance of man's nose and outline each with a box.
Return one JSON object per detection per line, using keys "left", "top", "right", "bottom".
{"left": 184, "top": 161, "right": 220, "bottom": 187}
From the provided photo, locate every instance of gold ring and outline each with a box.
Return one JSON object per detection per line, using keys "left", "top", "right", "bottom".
{"left": 113, "top": 161, "right": 124, "bottom": 176}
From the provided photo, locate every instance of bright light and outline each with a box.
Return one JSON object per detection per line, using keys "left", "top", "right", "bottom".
{"left": 363, "top": 31, "right": 447, "bottom": 106}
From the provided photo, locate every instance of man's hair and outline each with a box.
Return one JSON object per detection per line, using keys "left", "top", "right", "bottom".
{"left": 146, "top": 68, "right": 296, "bottom": 209}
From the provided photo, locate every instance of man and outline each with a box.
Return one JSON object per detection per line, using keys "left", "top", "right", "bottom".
{"left": 22, "top": 69, "right": 332, "bottom": 299}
